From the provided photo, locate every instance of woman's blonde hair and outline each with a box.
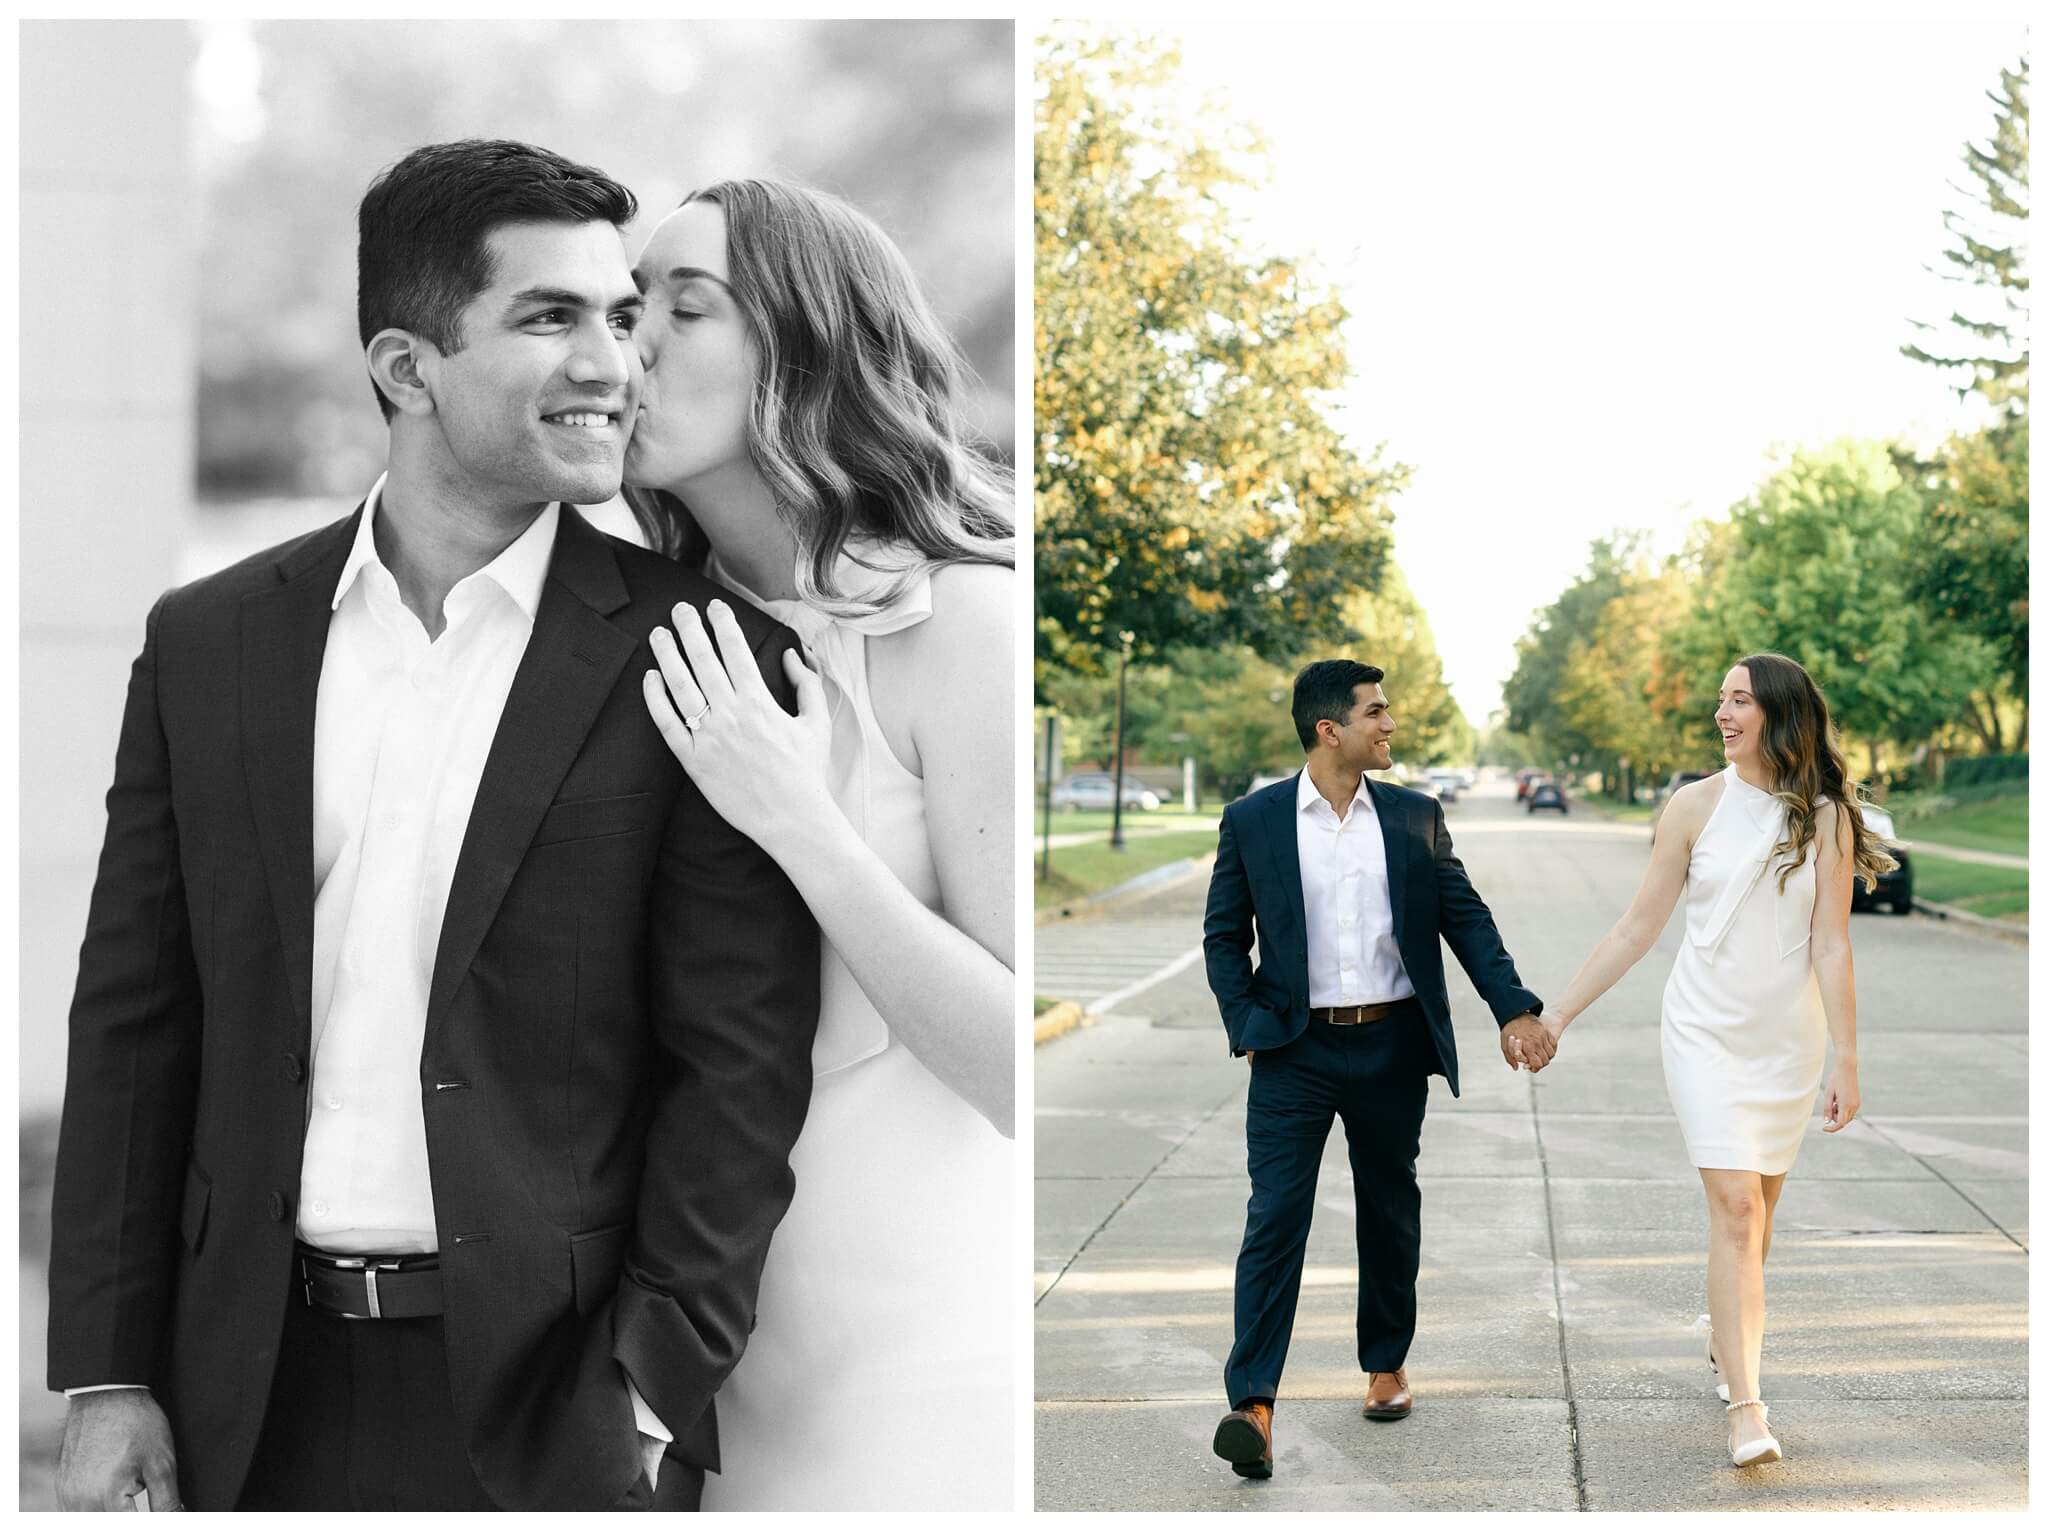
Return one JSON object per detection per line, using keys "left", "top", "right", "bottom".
{"left": 626, "top": 178, "right": 1012, "bottom": 614}
{"left": 1737, "top": 652, "right": 1898, "bottom": 892}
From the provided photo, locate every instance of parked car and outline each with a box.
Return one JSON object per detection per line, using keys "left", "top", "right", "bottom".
{"left": 1526, "top": 779, "right": 1569, "bottom": 814}
{"left": 1050, "top": 773, "right": 1162, "bottom": 812}
{"left": 1852, "top": 804, "right": 1915, "bottom": 915}
{"left": 1425, "top": 769, "right": 1462, "bottom": 804}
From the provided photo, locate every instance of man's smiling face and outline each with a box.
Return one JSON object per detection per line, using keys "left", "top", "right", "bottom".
{"left": 419, "top": 218, "right": 644, "bottom": 508}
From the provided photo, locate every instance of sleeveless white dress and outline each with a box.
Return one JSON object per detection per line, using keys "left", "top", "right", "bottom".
{"left": 696, "top": 545, "right": 1014, "bottom": 1511}
{"left": 1660, "top": 768, "right": 1828, "bottom": 1175}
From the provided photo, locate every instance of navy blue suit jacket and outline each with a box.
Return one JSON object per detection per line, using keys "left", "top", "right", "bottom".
{"left": 1202, "top": 772, "right": 1540, "bottom": 1096}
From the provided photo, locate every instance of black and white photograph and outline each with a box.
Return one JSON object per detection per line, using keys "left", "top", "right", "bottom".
{"left": 20, "top": 18, "right": 1016, "bottom": 1512}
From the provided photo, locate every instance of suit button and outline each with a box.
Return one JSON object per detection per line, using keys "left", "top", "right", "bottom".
{"left": 268, "top": 1190, "right": 289, "bottom": 1223}
{"left": 281, "top": 1052, "right": 305, "bottom": 1085}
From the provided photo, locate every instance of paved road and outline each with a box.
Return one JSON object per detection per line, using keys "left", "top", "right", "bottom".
{"left": 1034, "top": 781, "right": 2028, "bottom": 1511}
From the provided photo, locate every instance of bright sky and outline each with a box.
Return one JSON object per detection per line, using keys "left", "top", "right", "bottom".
{"left": 1158, "top": 12, "right": 2026, "bottom": 722}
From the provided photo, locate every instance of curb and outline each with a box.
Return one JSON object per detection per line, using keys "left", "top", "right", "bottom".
{"left": 1034, "top": 852, "right": 1217, "bottom": 926}
{"left": 1033, "top": 1000, "right": 1090, "bottom": 1046}
{"left": 1913, "top": 896, "right": 2028, "bottom": 942}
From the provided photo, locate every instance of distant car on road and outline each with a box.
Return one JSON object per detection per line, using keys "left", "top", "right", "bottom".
{"left": 1515, "top": 768, "right": 1544, "bottom": 802}
{"left": 1425, "top": 769, "right": 1462, "bottom": 803}
{"left": 1050, "top": 773, "right": 1161, "bottom": 812}
{"left": 1526, "top": 779, "right": 1569, "bottom": 814}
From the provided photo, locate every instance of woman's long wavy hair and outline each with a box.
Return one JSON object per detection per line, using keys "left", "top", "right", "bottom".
{"left": 626, "top": 178, "right": 1013, "bottom": 615}
{"left": 1738, "top": 652, "right": 1898, "bottom": 893}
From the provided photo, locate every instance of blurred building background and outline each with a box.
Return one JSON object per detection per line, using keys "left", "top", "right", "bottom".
{"left": 17, "top": 18, "right": 1014, "bottom": 1504}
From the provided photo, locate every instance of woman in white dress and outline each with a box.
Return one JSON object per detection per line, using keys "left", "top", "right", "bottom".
{"left": 1529, "top": 654, "right": 1893, "bottom": 1467}
{"left": 622, "top": 180, "right": 1014, "bottom": 1508}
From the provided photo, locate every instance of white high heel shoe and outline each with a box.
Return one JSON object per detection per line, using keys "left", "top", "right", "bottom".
{"left": 1691, "top": 1313, "right": 1730, "bottom": 1402}
{"left": 1724, "top": 1398, "right": 1782, "bottom": 1466}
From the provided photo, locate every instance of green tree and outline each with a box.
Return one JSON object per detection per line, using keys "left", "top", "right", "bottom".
{"left": 1331, "top": 566, "right": 1471, "bottom": 767}
{"left": 1894, "top": 427, "right": 2029, "bottom": 747}
{"left": 1676, "top": 441, "right": 1995, "bottom": 777}
{"left": 1901, "top": 55, "right": 2028, "bottom": 419}
{"left": 1500, "top": 533, "right": 1647, "bottom": 775}
{"left": 1034, "top": 33, "right": 1401, "bottom": 685}
{"left": 1555, "top": 562, "right": 1709, "bottom": 791}
{"left": 1896, "top": 55, "right": 2029, "bottom": 745}
{"left": 1172, "top": 649, "right": 1303, "bottom": 797}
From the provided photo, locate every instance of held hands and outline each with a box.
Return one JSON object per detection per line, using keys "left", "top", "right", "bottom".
{"left": 57, "top": 1389, "right": 182, "bottom": 1511}
{"left": 642, "top": 600, "right": 833, "bottom": 844}
{"left": 1821, "top": 1062, "right": 1860, "bottom": 1132}
{"left": 1500, "top": 1013, "right": 1560, "bottom": 1073}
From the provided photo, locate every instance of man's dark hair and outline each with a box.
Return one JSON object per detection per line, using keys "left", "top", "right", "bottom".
{"left": 356, "top": 138, "right": 637, "bottom": 419}
{"left": 1292, "top": 659, "right": 1385, "bottom": 751}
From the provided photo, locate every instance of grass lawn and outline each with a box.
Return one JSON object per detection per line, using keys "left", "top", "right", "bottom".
{"left": 1904, "top": 793, "right": 2027, "bottom": 859}
{"left": 1911, "top": 856, "right": 2029, "bottom": 922}
{"left": 1034, "top": 830, "right": 1219, "bottom": 911}
{"left": 1592, "top": 801, "right": 1656, "bottom": 824}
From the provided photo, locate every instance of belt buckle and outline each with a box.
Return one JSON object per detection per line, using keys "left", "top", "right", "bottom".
{"left": 360, "top": 1257, "right": 402, "bottom": 1319}
{"left": 303, "top": 1252, "right": 402, "bottom": 1319}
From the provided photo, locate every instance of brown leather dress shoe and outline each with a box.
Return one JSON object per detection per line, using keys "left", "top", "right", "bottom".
{"left": 1212, "top": 1401, "right": 1274, "bottom": 1478}
{"left": 1363, "top": 1369, "right": 1413, "bottom": 1421}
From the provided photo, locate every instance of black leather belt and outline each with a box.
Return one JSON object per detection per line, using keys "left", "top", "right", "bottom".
{"left": 298, "top": 1243, "right": 444, "bottom": 1320}
{"left": 1311, "top": 1001, "right": 1410, "bottom": 1026}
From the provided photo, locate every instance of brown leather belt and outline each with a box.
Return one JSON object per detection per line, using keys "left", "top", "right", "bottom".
{"left": 298, "top": 1243, "right": 444, "bottom": 1320}
{"left": 1310, "top": 1001, "right": 1411, "bottom": 1026}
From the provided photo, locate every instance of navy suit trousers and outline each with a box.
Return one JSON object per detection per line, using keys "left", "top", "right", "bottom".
{"left": 1225, "top": 1001, "right": 1432, "bottom": 1408}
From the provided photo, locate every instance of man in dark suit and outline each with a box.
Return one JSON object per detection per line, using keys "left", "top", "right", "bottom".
{"left": 47, "top": 140, "right": 820, "bottom": 1510}
{"left": 1204, "top": 660, "right": 1554, "bottom": 1479}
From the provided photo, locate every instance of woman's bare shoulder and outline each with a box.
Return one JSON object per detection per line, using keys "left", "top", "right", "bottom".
{"left": 895, "top": 562, "right": 1014, "bottom": 666}
{"left": 1662, "top": 773, "right": 1724, "bottom": 840}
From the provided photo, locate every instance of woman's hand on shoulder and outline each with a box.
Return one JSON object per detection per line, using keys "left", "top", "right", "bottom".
{"left": 641, "top": 598, "right": 836, "bottom": 851}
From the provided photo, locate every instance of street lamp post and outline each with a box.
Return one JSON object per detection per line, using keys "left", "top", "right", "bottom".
{"left": 1109, "top": 630, "right": 1134, "bottom": 851}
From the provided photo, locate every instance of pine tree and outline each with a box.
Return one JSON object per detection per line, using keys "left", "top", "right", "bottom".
{"left": 1901, "top": 56, "right": 2028, "bottom": 418}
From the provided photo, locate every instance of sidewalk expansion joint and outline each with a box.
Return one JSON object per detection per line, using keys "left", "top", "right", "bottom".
{"left": 1529, "top": 1080, "right": 1589, "bottom": 1512}
{"left": 1034, "top": 1082, "right": 1244, "bottom": 1309}
{"left": 1858, "top": 1118, "right": 2027, "bottom": 1253}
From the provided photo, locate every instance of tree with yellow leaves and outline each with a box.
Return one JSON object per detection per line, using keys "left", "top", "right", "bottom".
{"left": 1035, "top": 31, "right": 1403, "bottom": 686}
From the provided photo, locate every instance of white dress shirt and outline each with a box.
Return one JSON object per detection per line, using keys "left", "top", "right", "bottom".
{"left": 1296, "top": 769, "right": 1416, "bottom": 1007}
{"left": 298, "top": 477, "right": 556, "bottom": 1253}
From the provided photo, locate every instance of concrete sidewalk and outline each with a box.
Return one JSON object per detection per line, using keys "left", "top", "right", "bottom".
{"left": 1034, "top": 811, "right": 2029, "bottom": 1511}
{"left": 1902, "top": 840, "right": 2028, "bottom": 870}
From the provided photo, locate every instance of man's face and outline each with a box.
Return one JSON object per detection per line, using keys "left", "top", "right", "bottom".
{"left": 418, "top": 219, "right": 644, "bottom": 509}
{"left": 1327, "top": 683, "right": 1396, "bottom": 772}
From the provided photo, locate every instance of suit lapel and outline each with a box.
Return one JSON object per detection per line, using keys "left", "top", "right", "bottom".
{"left": 1368, "top": 777, "right": 1409, "bottom": 947}
{"left": 240, "top": 511, "right": 361, "bottom": 1041}
{"left": 1264, "top": 774, "right": 1306, "bottom": 939}
{"left": 424, "top": 509, "right": 637, "bottom": 1042}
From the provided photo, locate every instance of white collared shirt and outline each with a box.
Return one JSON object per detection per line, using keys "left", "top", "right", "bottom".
{"left": 297, "top": 476, "right": 557, "bottom": 1253}
{"left": 1295, "top": 769, "right": 1416, "bottom": 1007}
